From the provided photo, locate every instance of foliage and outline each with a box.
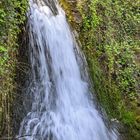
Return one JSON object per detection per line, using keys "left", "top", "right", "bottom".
{"left": 76, "top": 0, "right": 140, "bottom": 139}
{"left": 0, "top": 0, "right": 28, "bottom": 137}
{"left": 60, "top": 0, "right": 140, "bottom": 139}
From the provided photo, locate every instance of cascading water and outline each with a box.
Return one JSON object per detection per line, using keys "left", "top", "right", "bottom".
{"left": 19, "top": 0, "right": 118, "bottom": 139}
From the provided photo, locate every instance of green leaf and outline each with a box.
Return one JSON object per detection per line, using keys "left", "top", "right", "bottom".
{"left": 0, "top": 45, "right": 7, "bottom": 52}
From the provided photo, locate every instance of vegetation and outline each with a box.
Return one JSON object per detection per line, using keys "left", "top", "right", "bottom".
{"left": 60, "top": 0, "right": 140, "bottom": 139}
{"left": 0, "top": 0, "right": 28, "bottom": 137}
{"left": 0, "top": 0, "right": 139, "bottom": 139}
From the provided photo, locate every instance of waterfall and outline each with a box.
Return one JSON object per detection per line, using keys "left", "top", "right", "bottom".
{"left": 18, "top": 0, "right": 118, "bottom": 139}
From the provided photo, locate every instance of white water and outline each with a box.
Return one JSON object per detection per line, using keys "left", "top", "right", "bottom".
{"left": 19, "top": 0, "right": 118, "bottom": 140}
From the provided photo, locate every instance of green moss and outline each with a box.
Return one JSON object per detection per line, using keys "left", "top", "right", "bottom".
{"left": 60, "top": 0, "right": 77, "bottom": 27}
